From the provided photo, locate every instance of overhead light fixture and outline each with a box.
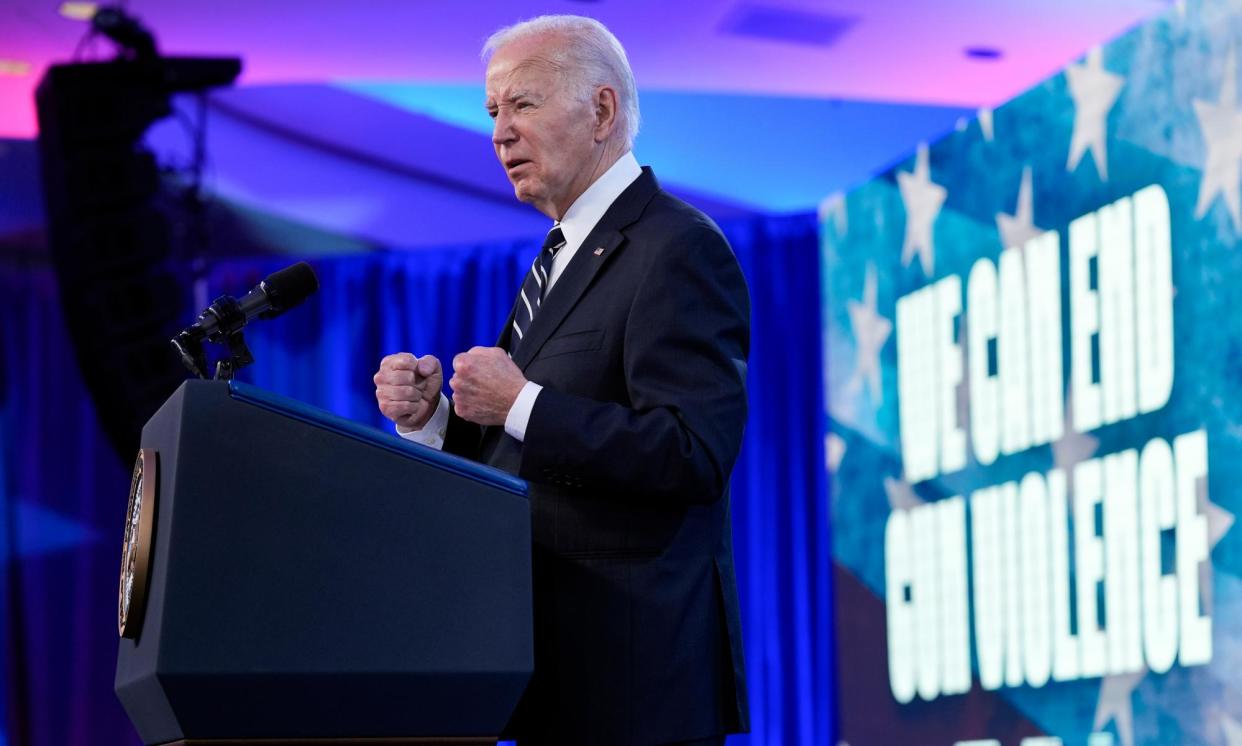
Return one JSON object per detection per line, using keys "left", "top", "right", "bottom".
{"left": 0, "top": 59, "right": 31, "bottom": 76}
{"left": 965, "top": 46, "right": 1004, "bottom": 61}
{"left": 719, "top": 4, "right": 857, "bottom": 49}
{"left": 59, "top": 2, "right": 99, "bottom": 21}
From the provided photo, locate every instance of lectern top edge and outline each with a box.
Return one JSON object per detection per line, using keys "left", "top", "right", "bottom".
{"left": 226, "top": 380, "right": 528, "bottom": 498}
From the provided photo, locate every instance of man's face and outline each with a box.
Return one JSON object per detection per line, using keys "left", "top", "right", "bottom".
{"left": 485, "top": 34, "right": 600, "bottom": 219}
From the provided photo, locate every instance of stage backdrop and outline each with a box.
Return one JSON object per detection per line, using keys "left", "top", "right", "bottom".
{"left": 823, "top": 0, "right": 1242, "bottom": 744}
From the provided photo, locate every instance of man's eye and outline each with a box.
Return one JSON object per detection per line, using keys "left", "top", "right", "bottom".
{"left": 487, "top": 109, "right": 498, "bottom": 119}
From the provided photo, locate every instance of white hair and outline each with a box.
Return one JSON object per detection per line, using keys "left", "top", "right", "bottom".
{"left": 483, "top": 15, "right": 641, "bottom": 147}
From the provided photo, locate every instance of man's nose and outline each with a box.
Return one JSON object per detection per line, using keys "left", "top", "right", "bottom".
{"left": 492, "top": 111, "right": 516, "bottom": 146}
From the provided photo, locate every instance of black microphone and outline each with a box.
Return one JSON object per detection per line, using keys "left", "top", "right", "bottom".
{"left": 172, "top": 262, "right": 318, "bottom": 378}
{"left": 182, "top": 262, "right": 318, "bottom": 343}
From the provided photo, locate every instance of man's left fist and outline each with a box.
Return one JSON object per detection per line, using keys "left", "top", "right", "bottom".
{"left": 450, "top": 346, "right": 528, "bottom": 426}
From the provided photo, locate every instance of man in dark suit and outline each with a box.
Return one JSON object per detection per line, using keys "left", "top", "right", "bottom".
{"left": 374, "top": 15, "right": 748, "bottom": 746}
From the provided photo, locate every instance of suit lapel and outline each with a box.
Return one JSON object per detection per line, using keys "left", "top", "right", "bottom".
{"left": 510, "top": 168, "right": 660, "bottom": 369}
{"left": 495, "top": 287, "right": 521, "bottom": 351}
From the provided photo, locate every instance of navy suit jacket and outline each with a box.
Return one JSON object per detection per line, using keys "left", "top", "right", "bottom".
{"left": 445, "top": 167, "right": 750, "bottom": 745}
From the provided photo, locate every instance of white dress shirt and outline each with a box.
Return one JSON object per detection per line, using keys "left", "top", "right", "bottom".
{"left": 400, "top": 151, "right": 642, "bottom": 449}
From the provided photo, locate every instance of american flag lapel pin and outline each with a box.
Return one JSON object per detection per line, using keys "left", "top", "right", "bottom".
{"left": 593, "top": 247, "right": 605, "bottom": 256}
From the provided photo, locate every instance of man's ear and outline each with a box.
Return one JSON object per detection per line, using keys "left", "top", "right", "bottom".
{"left": 593, "top": 85, "right": 619, "bottom": 143}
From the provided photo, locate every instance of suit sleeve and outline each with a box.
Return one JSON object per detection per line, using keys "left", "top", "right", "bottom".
{"left": 519, "top": 223, "right": 750, "bottom": 503}
{"left": 443, "top": 406, "right": 483, "bottom": 460}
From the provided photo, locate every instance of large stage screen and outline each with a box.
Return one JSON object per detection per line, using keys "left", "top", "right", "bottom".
{"left": 822, "top": 1, "right": 1242, "bottom": 744}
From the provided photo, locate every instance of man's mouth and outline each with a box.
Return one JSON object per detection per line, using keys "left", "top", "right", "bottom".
{"left": 505, "top": 158, "right": 531, "bottom": 172}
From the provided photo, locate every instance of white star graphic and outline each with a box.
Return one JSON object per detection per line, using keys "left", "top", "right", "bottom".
{"left": 1052, "top": 386, "right": 1099, "bottom": 475}
{"left": 884, "top": 476, "right": 925, "bottom": 511}
{"left": 996, "top": 165, "right": 1044, "bottom": 252}
{"left": 1201, "top": 480, "right": 1235, "bottom": 615}
{"left": 1192, "top": 47, "right": 1242, "bottom": 232}
{"left": 826, "top": 433, "right": 847, "bottom": 473}
{"left": 897, "top": 143, "right": 947, "bottom": 276}
{"left": 1223, "top": 713, "right": 1242, "bottom": 745}
{"left": 1208, "top": 500, "right": 1235, "bottom": 549}
{"left": 1093, "top": 669, "right": 1146, "bottom": 746}
{"left": 1066, "top": 47, "right": 1125, "bottom": 181}
{"left": 979, "top": 107, "right": 995, "bottom": 143}
{"left": 846, "top": 263, "right": 893, "bottom": 403}
{"left": 819, "top": 191, "right": 848, "bottom": 237}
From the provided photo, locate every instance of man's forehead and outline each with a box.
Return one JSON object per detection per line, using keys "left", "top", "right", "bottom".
{"left": 485, "top": 54, "right": 562, "bottom": 98}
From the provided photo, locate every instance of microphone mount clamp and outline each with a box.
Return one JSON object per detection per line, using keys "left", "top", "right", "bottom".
{"left": 171, "top": 294, "right": 256, "bottom": 381}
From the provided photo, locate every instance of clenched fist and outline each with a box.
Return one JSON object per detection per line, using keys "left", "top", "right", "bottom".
{"left": 374, "top": 353, "right": 443, "bottom": 432}
{"left": 450, "top": 346, "right": 527, "bottom": 426}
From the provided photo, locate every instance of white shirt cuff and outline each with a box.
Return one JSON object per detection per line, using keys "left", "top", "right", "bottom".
{"left": 397, "top": 393, "right": 450, "bottom": 450}
{"left": 504, "top": 381, "right": 543, "bottom": 442}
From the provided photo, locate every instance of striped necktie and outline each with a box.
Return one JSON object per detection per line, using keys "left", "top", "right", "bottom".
{"left": 511, "top": 225, "right": 565, "bottom": 353}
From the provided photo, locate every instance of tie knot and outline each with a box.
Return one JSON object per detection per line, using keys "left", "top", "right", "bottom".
{"left": 542, "top": 225, "right": 566, "bottom": 254}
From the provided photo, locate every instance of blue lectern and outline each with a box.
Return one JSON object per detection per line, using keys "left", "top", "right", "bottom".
{"left": 114, "top": 380, "right": 532, "bottom": 745}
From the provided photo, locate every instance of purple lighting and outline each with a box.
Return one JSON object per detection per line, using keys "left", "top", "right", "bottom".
{"left": 0, "top": 0, "right": 1168, "bottom": 138}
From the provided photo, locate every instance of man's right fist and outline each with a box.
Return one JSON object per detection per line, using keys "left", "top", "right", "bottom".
{"left": 374, "top": 353, "right": 443, "bottom": 432}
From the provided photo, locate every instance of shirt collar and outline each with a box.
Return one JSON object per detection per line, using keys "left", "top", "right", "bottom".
{"left": 556, "top": 151, "right": 641, "bottom": 252}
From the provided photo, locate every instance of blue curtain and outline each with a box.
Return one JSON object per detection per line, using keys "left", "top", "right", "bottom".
{"left": 0, "top": 264, "right": 134, "bottom": 745}
{"left": 728, "top": 216, "right": 834, "bottom": 746}
{"left": 0, "top": 211, "right": 832, "bottom": 745}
